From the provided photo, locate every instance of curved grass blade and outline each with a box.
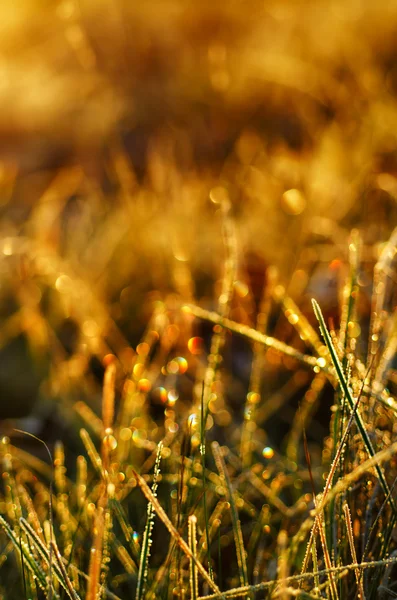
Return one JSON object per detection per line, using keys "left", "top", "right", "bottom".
{"left": 14, "top": 429, "right": 56, "bottom": 599}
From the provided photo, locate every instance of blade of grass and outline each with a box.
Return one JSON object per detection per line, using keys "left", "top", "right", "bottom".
{"left": 20, "top": 518, "right": 80, "bottom": 600}
{"left": 189, "top": 515, "right": 199, "bottom": 600}
{"left": 14, "top": 429, "right": 55, "bottom": 599}
{"left": 241, "top": 265, "right": 277, "bottom": 468}
{"left": 184, "top": 304, "right": 321, "bottom": 369}
{"left": 80, "top": 428, "right": 105, "bottom": 478}
{"left": 311, "top": 298, "right": 396, "bottom": 514}
{"left": 200, "top": 383, "right": 213, "bottom": 580}
{"left": 311, "top": 536, "right": 319, "bottom": 597}
{"left": 211, "top": 442, "right": 250, "bottom": 597}
{"left": 133, "top": 470, "right": 225, "bottom": 599}
{"left": 86, "top": 489, "right": 106, "bottom": 600}
{"left": 51, "top": 540, "right": 81, "bottom": 600}
{"left": 276, "top": 530, "right": 289, "bottom": 600}
{"left": 302, "top": 421, "right": 338, "bottom": 600}
{"left": 0, "top": 516, "right": 48, "bottom": 593}
{"left": 343, "top": 502, "right": 364, "bottom": 600}
{"left": 197, "top": 553, "right": 397, "bottom": 599}
{"left": 135, "top": 441, "right": 162, "bottom": 600}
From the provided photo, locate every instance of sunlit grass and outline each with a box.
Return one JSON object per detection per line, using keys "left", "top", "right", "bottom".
{"left": 1, "top": 220, "right": 397, "bottom": 598}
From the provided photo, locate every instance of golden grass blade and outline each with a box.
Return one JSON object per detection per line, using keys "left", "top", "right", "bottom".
{"left": 189, "top": 515, "right": 199, "bottom": 600}
{"left": 241, "top": 265, "right": 277, "bottom": 468}
{"left": 76, "top": 455, "right": 88, "bottom": 510}
{"left": 133, "top": 470, "right": 225, "bottom": 599}
{"left": 301, "top": 370, "right": 383, "bottom": 578}
{"left": 316, "top": 512, "right": 338, "bottom": 600}
{"left": 211, "top": 442, "right": 249, "bottom": 595}
{"left": 135, "top": 442, "right": 162, "bottom": 600}
{"left": 102, "top": 361, "right": 116, "bottom": 432}
{"left": 50, "top": 540, "right": 81, "bottom": 600}
{"left": 0, "top": 516, "right": 48, "bottom": 593}
{"left": 184, "top": 304, "right": 320, "bottom": 369}
{"left": 343, "top": 503, "right": 365, "bottom": 600}
{"left": 74, "top": 402, "right": 104, "bottom": 437}
{"left": 272, "top": 587, "right": 326, "bottom": 599}
{"left": 54, "top": 442, "right": 73, "bottom": 563}
{"left": 19, "top": 518, "right": 80, "bottom": 600}
{"left": 80, "top": 428, "right": 104, "bottom": 478}
{"left": 17, "top": 483, "right": 46, "bottom": 545}
{"left": 197, "top": 554, "right": 397, "bottom": 599}
{"left": 373, "top": 308, "right": 397, "bottom": 393}
{"left": 367, "top": 227, "right": 397, "bottom": 369}
{"left": 311, "top": 535, "right": 320, "bottom": 596}
{"left": 276, "top": 530, "right": 289, "bottom": 600}
{"left": 200, "top": 194, "right": 237, "bottom": 430}
{"left": 86, "top": 491, "right": 107, "bottom": 600}
{"left": 274, "top": 285, "right": 326, "bottom": 356}
{"left": 197, "top": 501, "right": 228, "bottom": 563}
{"left": 13, "top": 429, "right": 56, "bottom": 599}
{"left": 316, "top": 440, "right": 397, "bottom": 515}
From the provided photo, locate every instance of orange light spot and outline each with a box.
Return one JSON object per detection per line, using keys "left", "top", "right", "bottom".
{"left": 329, "top": 259, "right": 342, "bottom": 271}
{"left": 154, "top": 387, "right": 168, "bottom": 403}
{"left": 138, "top": 378, "right": 151, "bottom": 393}
{"left": 188, "top": 336, "right": 204, "bottom": 355}
{"left": 176, "top": 357, "right": 188, "bottom": 374}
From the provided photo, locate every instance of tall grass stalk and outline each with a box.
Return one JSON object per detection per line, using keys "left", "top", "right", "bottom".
{"left": 343, "top": 502, "right": 364, "bottom": 600}
{"left": 189, "top": 514, "right": 199, "bottom": 600}
{"left": 135, "top": 441, "right": 163, "bottom": 600}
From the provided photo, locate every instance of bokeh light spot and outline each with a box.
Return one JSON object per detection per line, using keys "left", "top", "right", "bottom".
{"left": 262, "top": 447, "right": 274, "bottom": 460}
{"left": 138, "top": 378, "right": 151, "bottom": 393}
{"left": 281, "top": 189, "right": 306, "bottom": 215}
{"left": 188, "top": 336, "right": 204, "bottom": 355}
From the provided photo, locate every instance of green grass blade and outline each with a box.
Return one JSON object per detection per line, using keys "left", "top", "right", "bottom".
{"left": 0, "top": 516, "right": 49, "bottom": 594}
{"left": 312, "top": 298, "right": 396, "bottom": 515}
{"left": 19, "top": 518, "right": 81, "bottom": 600}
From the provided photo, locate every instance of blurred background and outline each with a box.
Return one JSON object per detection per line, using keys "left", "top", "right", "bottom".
{"left": 0, "top": 0, "right": 397, "bottom": 442}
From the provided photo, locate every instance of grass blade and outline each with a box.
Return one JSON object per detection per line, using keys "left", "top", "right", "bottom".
{"left": 135, "top": 441, "right": 162, "bottom": 600}
{"left": 311, "top": 298, "right": 396, "bottom": 514}
{"left": 133, "top": 469, "right": 225, "bottom": 599}
{"left": 211, "top": 442, "right": 249, "bottom": 597}
{"left": 189, "top": 515, "right": 199, "bottom": 600}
